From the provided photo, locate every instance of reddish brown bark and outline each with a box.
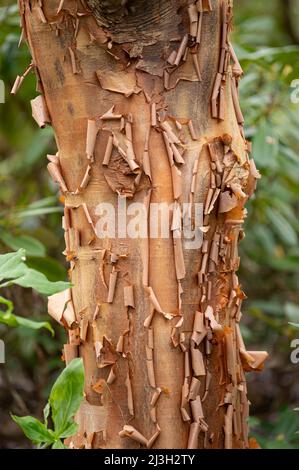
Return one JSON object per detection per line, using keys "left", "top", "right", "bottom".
{"left": 17, "top": 0, "right": 267, "bottom": 449}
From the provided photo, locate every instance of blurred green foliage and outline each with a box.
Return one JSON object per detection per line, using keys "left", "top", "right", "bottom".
{"left": 0, "top": 3, "right": 64, "bottom": 282}
{"left": 0, "top": 0, "right": 299, "bottom": 448}
{"left": 234, "top": 0, "right": 299, "bottom": 446}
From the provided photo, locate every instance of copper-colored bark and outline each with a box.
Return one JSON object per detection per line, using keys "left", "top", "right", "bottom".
{"left": 17, "top": 0, "right": 268, "bottom": 449}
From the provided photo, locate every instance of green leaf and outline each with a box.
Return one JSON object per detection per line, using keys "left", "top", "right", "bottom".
{"left": 11, "top": 363, "right": 82, "bottom": 446}
{"left": 13, "top": 268, "right": 70, "bottom": 296}
{"left": 27, "top": 256, "right": 67, "bottom": 282}
{"left": 0, "top": 249, "right": 70, "bottom": 295}
{"left": 15, "top": 207, "right": 63, "bottom": 218}
{"left": 0, "top": 295, "right": 54, "bottom": 335}
{"left": 0, "top": 295, "right": 13, "bottom": 314}
{"left": 60, "top": 421, "right": 78, "bottom": 439}
{"left": 289, "top": 322, "right": 299, "bottom": 329}
{"left": 0, "top": 249, "right": 27, "bottom": 282}
{"left": 49, "top": 358, "right": 84, "bottom": 437}
{"left": 0, "top": 232, "right": 46, "bottom": 257}
{"left": 43, "top": 403, "right": 50, "bottom": 427}
{"left": 11, "top": 415, "right": 54, "bottom": 445}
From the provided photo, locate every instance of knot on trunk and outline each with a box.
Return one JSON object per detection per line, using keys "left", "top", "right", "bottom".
{"left": 86, "top": 0, "right": 183, "bottom": 44}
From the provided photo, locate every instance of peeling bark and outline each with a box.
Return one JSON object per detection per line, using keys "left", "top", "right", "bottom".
{"left": 17, "top": 0, "right": 268, "bottom": 449}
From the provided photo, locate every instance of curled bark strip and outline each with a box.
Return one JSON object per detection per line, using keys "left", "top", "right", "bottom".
{"left": 188, "top": 4, "right": 198, "bottom": 37}
{"left": 171, "top": 143, "right": 185, "bottom": 165}
{"left": 204, "top": 306, "right": 222, "bottom": 332}
{"left": 161, "top": 121, "right": 181, "bottom": 145}
{"left": 193, "top": 311, "right": 204, "bottom": 333}
{"left": 116, "top": 334, "right": 124, "bottom": 354}
{"left": 219, "top": 190, "right": 238, "bottom": 213}
{"left": 80, "top": 316, "right": 89, "bottom": 342}
{"left": 224, "top": 404, "right": 233, "bottom": 449}
{"left": 202, "top": 369, "right": 212, "bottom": 402}
{"left": 188, "top": 120, "right": 198, "bottom": 140}
{"left": 47, "top": 161, "right": 68, "bottom": 193}
{"left": 150, "top": 388, "right": 162, "bottom": 407}
{"left": 147, "top": 426, "right": 161, "bottom": 449}
{"left": 99, "top": 249, "right": 108, "bottom": 289}
{"left": 151, "top": 103, "right": 157, "bottom": 127}
{"left": 113, "top": 132, "right": 140, "bottom": 173}
{"left": 192, "top": 54, "right": 202, "bottom": 81}
{"left": 171, "top": 165, "right": 182, "bottom": 200}
{"left": 224, "top": 327, "right": 237, "bottom": 385}
{"left": 240, "top": 350, "right": 269, "bottom": 371}
{"left": 145, "top": 286, "right": 173, "bottom": 320}
{"left": 142, "top": 127, "right": 152, "bottom": 175}
{"left": 150, "top": 407, "right": 157, "bottom": 423}
{"left": 231, "top": 77, "right": 244, "bottom": 125}
{"left": 119, "top": 425, "right": 148, "bottom": 447}
{"left": 163, "top": 132, "right": 174, "bottom": 166}
{"left": 11, "top": 62, "right": 33, "bottom": 95}
{"left": 96, "top": 70, "right": 142, "bottom": 97}
{"left": 174, "top": 34, "right": 188, "bottom": 66}
{"left": 207, "top": 188, "right": 221, "bottom": 214}
{"left": 229, "top": 43, "right": 243, "bottom": 77}
{"left": 196, "top": 11, "right": 203, "bottom": 43}
{"left": 79, "top": 165, "right": 92, "bottom": 191}
{"left": 31, "top": 95, "right": 50, "bottom": 128}
{"left": 189, "top": 377, "right": 201, "bottom": 401}
{"left": 184, "top": 350, "right": 191, "bottom": 377}
{"left": 191, "top": 346, "right": 206, "bottom": 377}
{"left": 68, "top": 47, "right": 80, "bottom": 74}
{"left": 107, "top": 269, "right": 118, "bottom": 303}
{"left": 82, "top": 203, "right": 96, "bottom": 233}
{"left": 102, "top": 135, "right": 114, "bottom": 166}
{"left": 147, "top": 328, "right": 154, "bottom": 349}
{"left": 181, "top": 377, "right": 191, "bottom": 422}
{"left": 107, "top": 366, "right": 116, "bottom": 385}
{"left": 125, "top": 372, "right": 134, "bottom": 416}
{"left": 146, "top": 356, "right": 156, "bottom": 388}
{"left": 36, "top": 4, "right": 47, "bottom": 24}
{"left": 57, "top": 0, "right": 65, "bottom": 15}
{"left": 190, "top": 395, "right": 204, "bottom": 422}
{"left": 124, "top": 285, "right": 135, "bottom": 308}
{"left": 173, "top": 232, "right": 186, "bottom": 281}
{"left": 100, "top": 106, "right": 122, "bottom": 120}
{"left": 48, "top": 288, "right": 77, "bottom": 328}
{"left": 143, "top": 308, "right": 155, "bottom": 329}
{"left": 47, "top": 153, "right": 59, "bottom": 165}
{"left": 187, "top": 422, "right": 200, "bottom": 449}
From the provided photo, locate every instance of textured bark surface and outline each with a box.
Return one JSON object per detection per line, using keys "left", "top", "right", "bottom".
{"left": 18, "top": 0, "right": 268, "bottom": 449}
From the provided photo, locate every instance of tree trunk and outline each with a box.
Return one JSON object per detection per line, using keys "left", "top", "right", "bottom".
{"left": 18, "top": 0, "right": 267, "bottom": 449}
